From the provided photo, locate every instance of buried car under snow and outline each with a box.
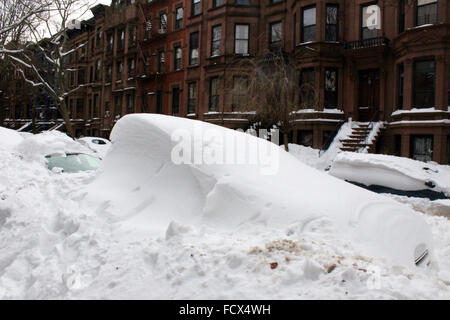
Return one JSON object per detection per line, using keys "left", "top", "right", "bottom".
{"left": 329, "top": 152, "right": 450, "bottom": 201}
{"left": 15, "top": 130, "right": 100, "bottom": 173}
{"left": 82, "top": 114, "right": 435, "bottom": 268}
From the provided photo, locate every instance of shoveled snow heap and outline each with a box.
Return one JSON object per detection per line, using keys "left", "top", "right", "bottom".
{"left": 84, "top": 114, "right": 433, "bottom": 268}
{"left": 329, "top": 152, "right": 450, "bottom": 196}
{"left": 0, "top": 126, "right": 24, "bottom": 148}
{"left": 0, "top": 123, "right": 449, "bottom": 299}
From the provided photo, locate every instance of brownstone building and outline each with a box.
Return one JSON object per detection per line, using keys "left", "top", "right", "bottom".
{"left": 3, "top": 0, "right": 449, "bottom": 163}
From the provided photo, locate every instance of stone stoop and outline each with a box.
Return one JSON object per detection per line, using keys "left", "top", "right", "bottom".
{"left": 340, "top": 122, "right": 377, "bottom": 153}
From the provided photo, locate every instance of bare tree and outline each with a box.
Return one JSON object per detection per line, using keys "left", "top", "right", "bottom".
{"left": 5, "top": 0, "right": 91, "bottom": 137}
{"left": 0, "top": 0, "right": 51, "bottom": 48}
{"left": 233, "top": 52, "right": 299, "bottom": 152}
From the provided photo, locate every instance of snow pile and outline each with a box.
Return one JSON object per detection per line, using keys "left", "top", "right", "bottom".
{"left": 0, "top": 117, "right": 449, "bottom": 299}
{"left": 77, "top": 137, "right": 111, "bottom": 159}
{"left": 329, "top": 152, "right": 450, "bottom": 196}
{"left": 84, "top": 114, "right": 433, "bottom": 267}
{"left": 287, "top": 144, "right": 321, "bottom": 169}
{"left": 316, "top": 120, "right": 352, "bottom": 169}
{"left": 0, "top": 126, "right": 24, "bottom": 148}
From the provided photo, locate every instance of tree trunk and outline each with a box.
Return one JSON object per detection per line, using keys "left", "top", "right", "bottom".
{"left": 32, "top": 95, "right": 36, "bottom": 134}
{"left": 283, "top": 132, "right": 289, "bottom": 152}
{"left": 59, "top": 104, "right": 74, "bottom": 138}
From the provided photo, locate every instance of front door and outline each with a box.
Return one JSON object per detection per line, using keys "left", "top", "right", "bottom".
{"left": 358, "top": 69, "right": 380, "bottom": 122}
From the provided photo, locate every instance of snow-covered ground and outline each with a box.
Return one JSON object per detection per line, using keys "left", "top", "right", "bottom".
{"left": 0, "top": 122, "right": 449, "bottom": 299}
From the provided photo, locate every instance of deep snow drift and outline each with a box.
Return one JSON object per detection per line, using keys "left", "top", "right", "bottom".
{"left": 84, "top": 114, "right": 433, "bottom": 268}
{"left": 0, "top": 125, "right": 449, "bottom": 299}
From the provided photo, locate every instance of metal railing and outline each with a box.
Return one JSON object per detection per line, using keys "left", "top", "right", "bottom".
{"left": 344, "top": 37, "right": 389, "bottom": 50}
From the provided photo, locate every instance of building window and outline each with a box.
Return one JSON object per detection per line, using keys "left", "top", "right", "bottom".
{"left": 211, "top": 25, "right": 222, "bottom": 57}
{"left": 361, "top": 4, "right": 378, "bottom": 40}
{"left": 209, "top": 77, "right": 219, "bottom": 111}
{"left": 126, "top": 94, "right": 134, "bottom": 114}
{"left": 398, "top": 64, "right": 404, "bottom": 109}
{"left": 172, "top": 87, "right": 180, "bottom": 116}
{"left": 78, "top": 68, "right": 85, "bottom": 84}
{"left": 192, "top": 0, "right": 201, "bottom": 16}
{"left": 158, "top": 50, "right": 165, "bottom": 73}
{"left": 118, "top": 29, "right": 125, "bottom": 50}
{"left": 93, "top": 94, "right": 99, "bottom": 118}
{"left": 116, "top": 60, "right": 123, "bottom": 80}
{"left": 107, "top": 33, "right": 114, "bottom": 52}
{"left": 411, "top": 135, "right": 433, "bottom": 162}
{"left": 106, "top": 65, "right": 112, "bottom": 82}
{"left": 129, "top": 25, "right": 137, "bottom": 46}
{"left": 298, "top": 130, "right": 313, "bottom": 147}
{"left": 174, "top": 46, "right": 182, "bottom": 70}
{"left": 232, "top": 76, "right": 248, "bottom": 111}
{"left": 128, "top": 57, "right": 136, "bottom": 77}
{"left": 413, "top": 59, "right": 435, "bottom": 108}
{"left": 235, "top": 24, "right": 249, "bottom": 54}
{"left": 156, "top": 90, "right": 163, "bottom": 113}
{"left": 236, "top": 0, "right": 250, "bottom": 5}
{"left": 187, "top": 82, "right": 196, "bottom": 114}
{"left": 189, "top": 32, "right": 199, "bottom": 65}
{"left": 145, "top": 19, "right": 152, "bottom": 40}
{"left": 115, "top": 95, "right": 122, "bottom": 116}
{"left": 160, "top": 12, "right": 167, "bottom": 32}
{"left": 300, "top": 68, "right": 315, "bottom": 108}
{"left": 175, "top": 7, "right": 183, "bottom": 29}
{"left": 95, "top": 59, "right": 101, "bottom": 81}
{"left": 269, "top": 21, "right": 282, "bottom": 47}
{"left": 324, "top": 68, "right": 338, "bottom": 108}
{"left": 76, "top": 98, "right": 84, "bottom": 118}
{"left": 416, "top": 0, "right": 437, "bottom": 26}
{"left": 399, "top": 0, "right": 405, "bottom": 33}
{"left": 325, "top": 4, "right": 338, "bottom": 42}
{"left": 301, "top": 6, "right": 316, "bottom": 43}
{"left": 96, "top": 28, "right": 102, "bottom": 47}
{"left": 213, "top": 0, "right": 222, "bottom": 8}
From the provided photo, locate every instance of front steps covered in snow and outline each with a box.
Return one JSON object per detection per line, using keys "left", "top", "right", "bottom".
{"left": 339, "top": 121, "right": 384, "bottom": 153}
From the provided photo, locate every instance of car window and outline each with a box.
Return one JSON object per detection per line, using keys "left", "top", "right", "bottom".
{"left": 46, "top": 153, "right": 100, "bottom": 173}
{"left": 92, "top": 139, "right": 107, "bottom": 145}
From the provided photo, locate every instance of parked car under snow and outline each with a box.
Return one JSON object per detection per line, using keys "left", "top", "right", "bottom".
{"left": 329, "top": 152, "right": 450, "bottom": 201}
{"left": 13, "top": 130, "right": 101, "bottom": 173}
{"left": 82, "top": 114, "right": 435, "bottom": 268}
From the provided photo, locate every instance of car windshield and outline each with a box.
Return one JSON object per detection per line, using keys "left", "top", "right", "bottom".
{"left": 46, "top": 153, "right": 100, "bottom": 173}
{"left": 92, "top": 139, "right": 107, "bottom": 145}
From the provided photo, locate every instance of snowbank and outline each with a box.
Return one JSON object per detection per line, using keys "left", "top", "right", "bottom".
{"left": 84, "top": 114, "right": 434, "bottom": 267}
{"left": 329, "top": 152, "right": 450, "bottom": 197}
{"left": 0, "top": 126, "right": 24, "bottom": 148}
{"left": 0, "top": 119, "right": 449, "bottom": 299}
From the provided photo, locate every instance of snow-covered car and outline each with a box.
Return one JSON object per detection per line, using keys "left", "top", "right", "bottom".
{"left": 77, "top": 137, "right": 111, "bottom": 159}
{"left": 329, "top": 152, "right": 450, "bottom": 200}
{"left": 14, "top": 130, "right": 100, "bottom": 173}
{"left": 82, "top": 114, "right": 434, "bottom": 268}
{"left": 46, "top": 153, "right": 100, "bottom": 173}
